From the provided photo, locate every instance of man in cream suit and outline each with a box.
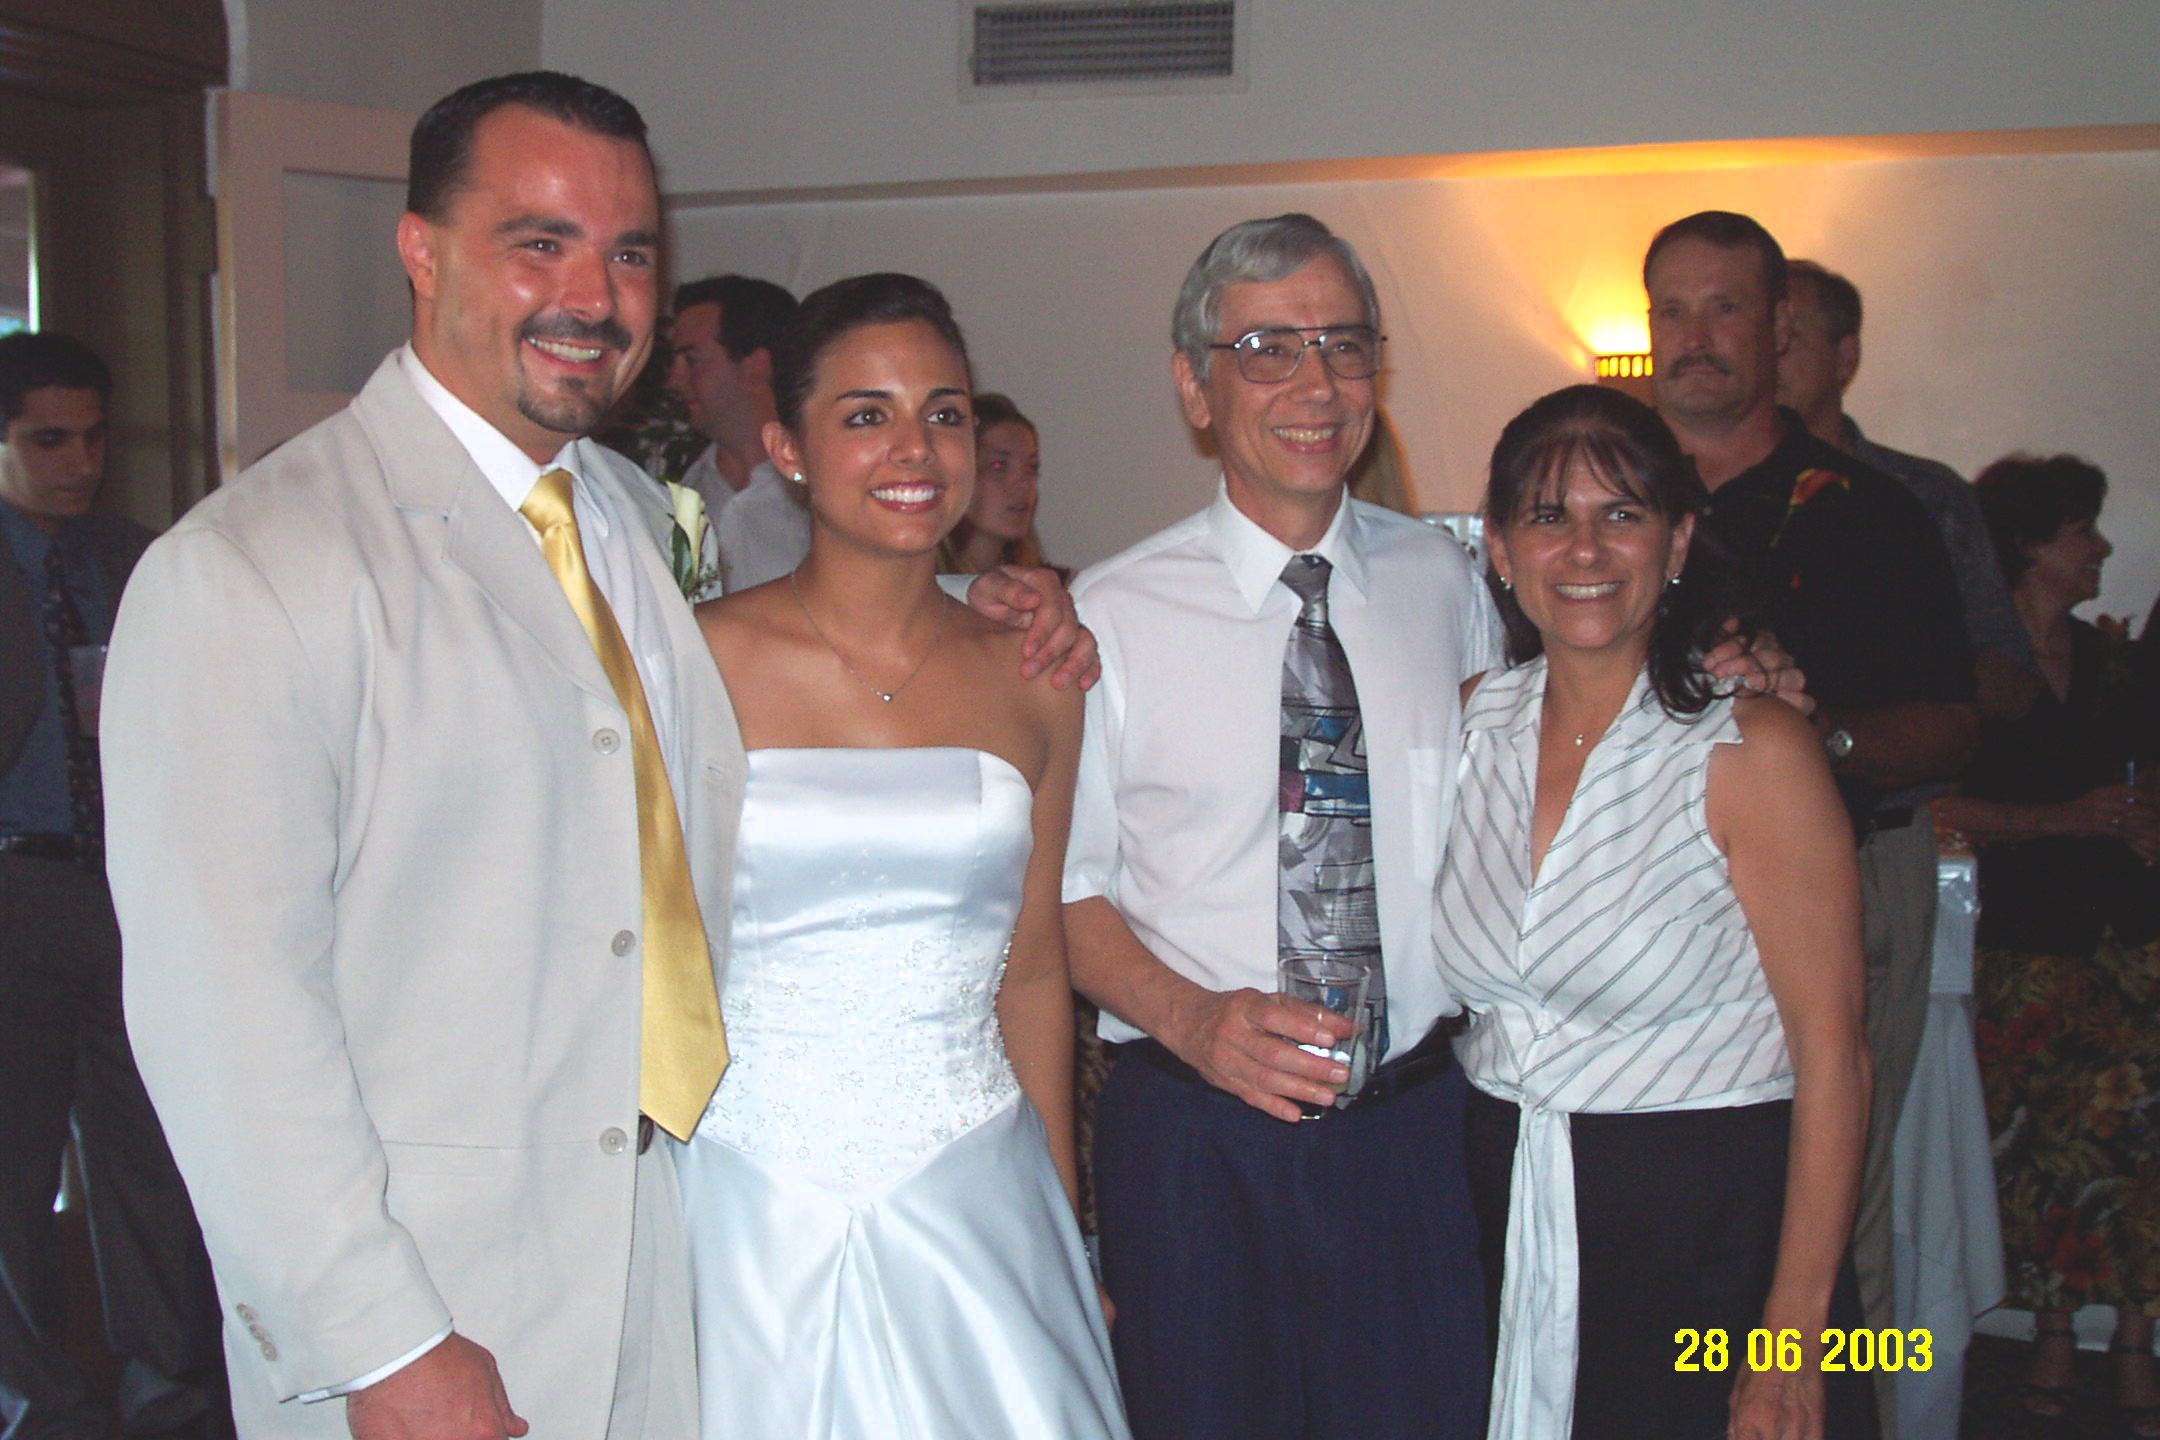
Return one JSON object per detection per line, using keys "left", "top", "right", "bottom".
{"left": 101, "top": 73, "right": 1089, "bottom": 1440}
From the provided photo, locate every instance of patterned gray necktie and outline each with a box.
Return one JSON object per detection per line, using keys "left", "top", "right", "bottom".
{"left": 1277, "top": 553, "right": 1386, "bottom": 1060}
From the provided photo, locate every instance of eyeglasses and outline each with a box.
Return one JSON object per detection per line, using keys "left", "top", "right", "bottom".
{"left": 1206, "top": 326, "right": 1385, "bottom": 384}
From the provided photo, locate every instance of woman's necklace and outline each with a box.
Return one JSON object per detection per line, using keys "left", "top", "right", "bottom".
{"left": 789, "top": 569, "right": 949, "bottom": 704}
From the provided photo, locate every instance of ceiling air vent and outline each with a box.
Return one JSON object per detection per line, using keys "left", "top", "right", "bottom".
{"left": 961, "top": 2, "right": 1244, "bottom": 101}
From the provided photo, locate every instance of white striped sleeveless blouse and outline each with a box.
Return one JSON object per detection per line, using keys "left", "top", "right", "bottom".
{"left": 1433, "top": 658, "right": 1793, "bottom": 1440}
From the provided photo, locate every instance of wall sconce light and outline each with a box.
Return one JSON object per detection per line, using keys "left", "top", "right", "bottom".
{"left": 1593, "top": 352, "right": 1655, "bottom": 406}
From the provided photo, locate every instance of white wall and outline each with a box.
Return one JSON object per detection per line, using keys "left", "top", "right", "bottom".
{"left": 547, "top": 0, "right": 2158, "bottom": 196}
{"left": 228, "top": 0, "right": 540, "bottom": 111}
{"left": 666, "top": 145, "right": 2160, "bottom": 623}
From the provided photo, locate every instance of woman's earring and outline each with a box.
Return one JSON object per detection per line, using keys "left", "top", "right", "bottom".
{"left": 791, "top": 472, "right": 806, "bottom": 484}
{"left": 1666, "top": 573, "right": 1681, "bottom": 588}
{"left": 1499, "top": 576, "right": 1513, "bottom": 591}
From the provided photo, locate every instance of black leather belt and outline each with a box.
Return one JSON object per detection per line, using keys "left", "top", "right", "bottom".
{"left": 1127, "top": 1024, "right": 1456, "bottom": 1119}
{"left": 0, "top": 833, "right": 87, "bottom": 862}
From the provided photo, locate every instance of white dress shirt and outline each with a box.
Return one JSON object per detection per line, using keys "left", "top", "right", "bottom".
{"left": 1063, "top": 481, "right": 1500, "bottom": 1051}
{"left": 401, "top": 347, "right": 688, "bottom": 810}
{"left": 680, "top": 448, "right": 812, "bottom": 594}
{"left": 311, "top": 348, "right": 692, "bottom": 1401}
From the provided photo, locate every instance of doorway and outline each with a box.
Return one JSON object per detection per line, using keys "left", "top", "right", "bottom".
{"left": 0, "top": 3, "right": 226, "bottom": 529}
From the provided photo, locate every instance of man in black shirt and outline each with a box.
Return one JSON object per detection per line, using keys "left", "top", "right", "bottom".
{"left": 1644, "top": 211, "right": 1978, "bottom": 1437}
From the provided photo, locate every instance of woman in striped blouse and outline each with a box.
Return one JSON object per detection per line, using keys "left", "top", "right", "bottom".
{"left": 1437, "top": 385, "right": 1875, "bottom": 1440}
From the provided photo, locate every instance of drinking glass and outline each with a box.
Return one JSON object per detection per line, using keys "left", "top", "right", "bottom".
{"left": 1278, "top": 956, "right": 1370, "bottom": 1118}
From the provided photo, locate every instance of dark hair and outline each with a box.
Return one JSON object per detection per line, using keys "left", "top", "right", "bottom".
{"left": 1484, "top": 384, "right": 1749, "bottom": 718}
{"left": 771, "top": 273, "right": 972, "bottom": 433}
{"left": 1643, "top": 210, "right": 1788, "bottom": 306}
{"left": 406, "top": 72, "right": 649, "bottom": 222}
{"left": 671, "top": 275, "right": 799, "bottom": 360}
{"left": 1787, "top": 260, "right": 1863, "bottom": 343}
{"left": 972, "top": 391, "right": 1034, "bottom": 438}
{"left": 1974, "top": 453, "right": 2108, "bottom": 588}
{"left": 0, "top": 331, "right": 111, "bottom": 426}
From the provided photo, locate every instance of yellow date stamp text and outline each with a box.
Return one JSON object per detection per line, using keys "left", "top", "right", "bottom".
{"left": 1674, "top": 1328, "right": 1934, "bottom": 1373}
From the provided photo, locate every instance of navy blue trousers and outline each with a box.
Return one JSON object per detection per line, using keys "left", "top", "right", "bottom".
{"left": 1094, "top": 1049, "right": 1487, "bottom": 1440}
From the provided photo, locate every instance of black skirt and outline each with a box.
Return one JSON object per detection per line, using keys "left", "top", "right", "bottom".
{"left": 1463, "top": 1087, "right": 1879, "bottom": 1440}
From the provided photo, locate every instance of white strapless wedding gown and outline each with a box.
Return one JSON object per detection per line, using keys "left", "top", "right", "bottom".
{"left": 675, "top": 747, "right": 1129, "bottom": 1439}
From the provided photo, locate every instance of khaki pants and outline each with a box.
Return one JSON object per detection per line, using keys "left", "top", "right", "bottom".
{"left": 1851, "top": 815, "right": 1938, "bottom": 1439}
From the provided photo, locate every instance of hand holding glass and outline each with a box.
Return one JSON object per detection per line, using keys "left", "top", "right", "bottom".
{"left": 1277, "top": 957, "right": 1370, "bottom": 1118}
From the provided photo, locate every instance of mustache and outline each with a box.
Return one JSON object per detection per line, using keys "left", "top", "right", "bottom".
{"left": 1668, "top": 352, "right": 1732, "bottom": 377}
{"left": 520, "top": 313, "right": 635, "bottom": 352}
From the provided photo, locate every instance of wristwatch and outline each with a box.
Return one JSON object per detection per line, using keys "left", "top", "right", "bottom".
{"left": 1824, "top": 728, "right": 1855, "bottom": 763}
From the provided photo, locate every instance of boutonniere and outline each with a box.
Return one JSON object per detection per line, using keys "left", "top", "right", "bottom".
{"left": 1771, "top": 467, "right": 1851, "bottom": 548}
{"left": 665, "top": 482, "right": 723, "bottom": 601}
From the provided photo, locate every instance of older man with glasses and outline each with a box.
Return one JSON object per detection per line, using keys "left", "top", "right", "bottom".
{"left": 1061, "top": 212, "right": 1496, "bottom": 1440}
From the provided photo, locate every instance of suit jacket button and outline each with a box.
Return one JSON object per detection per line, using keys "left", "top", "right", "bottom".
{"left": 611, "top": 930, "right": 635, "bottom": 956}
{"left": 599, "top": 1127, "right": 628, "bottom": 1155}
{"left": 593, "top": 729, "right": 621, "bottom": 755}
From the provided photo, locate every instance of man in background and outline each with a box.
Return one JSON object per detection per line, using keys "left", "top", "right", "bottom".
{"left": 663, "top": 274, "right": 810, "bottom": 591}
{"left": 1778, "top": 258, "right": 2033, "bottom": 704}
{"left": 0, "top": 330, "right": 230, "bottom": 1439}
{"left": 1645, "top": 210, "right": 1978, "bottom": 1437}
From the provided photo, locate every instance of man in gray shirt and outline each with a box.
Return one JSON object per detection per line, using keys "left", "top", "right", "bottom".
{"left": 1778, "top": 259, "right": 2031, "bottom": 700}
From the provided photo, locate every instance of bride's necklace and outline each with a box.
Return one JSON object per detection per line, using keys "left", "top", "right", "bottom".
{"left": 789, "top": 568, "right": 949, "bottom": 704}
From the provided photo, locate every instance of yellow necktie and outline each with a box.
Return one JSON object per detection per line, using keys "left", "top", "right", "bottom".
{"left": 521, "top": 468, "right": 726, "bottom": 1140}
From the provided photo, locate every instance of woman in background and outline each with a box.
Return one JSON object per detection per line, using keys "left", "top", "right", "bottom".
{"left": 1437, "top": 384, "right": 1874, "bottom": 1440}
{"left": 938, "top": 391, "right": 1050, "bottom": 573}
{"left": 1937, "top": 455, "right": 2160, "bottom": 1434}
{"left": 677, "top": 273, "right": 1125, "bottom": 1439}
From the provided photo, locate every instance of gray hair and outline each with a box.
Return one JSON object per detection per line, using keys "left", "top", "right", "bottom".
{"left": 1172, "top": 213, "right": 1381, "bottom": 380}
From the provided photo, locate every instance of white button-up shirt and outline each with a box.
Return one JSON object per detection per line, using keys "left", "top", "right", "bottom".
{"left": 680, "top": 449, "right": 812, "bottom": 594}
{"left": 1064, "top": 482, "right": 1501, "bottom": 1050}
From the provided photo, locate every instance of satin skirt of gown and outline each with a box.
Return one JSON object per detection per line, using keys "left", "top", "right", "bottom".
{"left": 675, "top": 747, "right": 1129, "bottom": 1440}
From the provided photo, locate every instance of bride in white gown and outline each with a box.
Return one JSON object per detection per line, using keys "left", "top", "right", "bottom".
{"left": 680, "top": 272, "right": 1128, "bottom": 1439}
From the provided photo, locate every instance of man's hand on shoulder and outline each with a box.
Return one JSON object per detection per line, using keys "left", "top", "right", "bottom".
{"left": 1168, "top": 987, "right": 1356, "bottom": 1124}
{"left": 346, "top": 1333, "right": 526, "bottom": 1440}
{"left": 1702, "top": 623, "right": 1814, "bottom": 716}
{"left": 963, "top": 565, "right": 1101, "bottom": 690}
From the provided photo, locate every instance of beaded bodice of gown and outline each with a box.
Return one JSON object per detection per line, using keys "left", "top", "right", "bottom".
{"left": 693, "top": 746, "right": 1030, "bottom": 1195}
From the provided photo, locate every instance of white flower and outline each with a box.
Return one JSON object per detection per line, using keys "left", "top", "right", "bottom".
{"left": 662, "top": 480, "right": 722, "bottom": 601}
{"left": 666, "top": 481, "right": 709, "bottom": 555}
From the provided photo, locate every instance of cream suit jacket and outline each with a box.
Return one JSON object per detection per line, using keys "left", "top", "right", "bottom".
{"left": 101, "top": 354, "right": 745, "bottom": 1436}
